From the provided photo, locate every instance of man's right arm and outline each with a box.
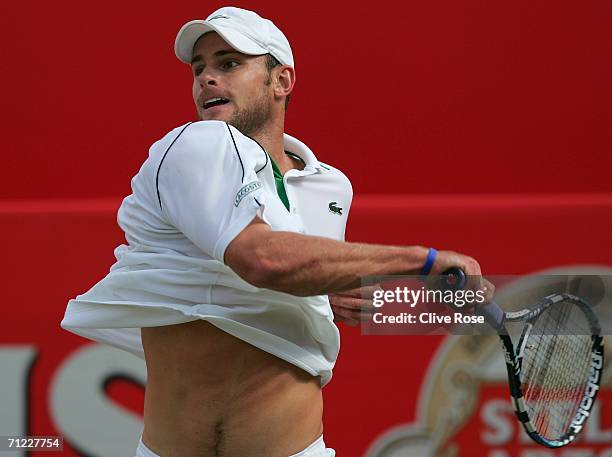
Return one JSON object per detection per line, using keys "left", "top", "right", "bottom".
{"left": 153, "top": 122, "right": 487, "bottom": 298}
{"left": 225, "top": 216, "right": 485, "bottom": 297}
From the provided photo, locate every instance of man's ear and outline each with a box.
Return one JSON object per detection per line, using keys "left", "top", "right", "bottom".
{"left": 274, "top": 65, "right": 295, "bottom": 100}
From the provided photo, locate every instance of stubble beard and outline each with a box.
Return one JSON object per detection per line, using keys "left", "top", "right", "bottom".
{"left": 227, "top": 88, "right": 273, "bottom": 137}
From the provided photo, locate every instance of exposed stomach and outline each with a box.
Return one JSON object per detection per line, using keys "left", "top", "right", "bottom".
{"left": 141, "top": 320, "right": 324, "bottom": 457}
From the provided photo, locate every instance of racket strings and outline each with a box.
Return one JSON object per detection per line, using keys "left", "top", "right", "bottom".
{"left": 520, "top": 301, "right": 593, "bottom": 440}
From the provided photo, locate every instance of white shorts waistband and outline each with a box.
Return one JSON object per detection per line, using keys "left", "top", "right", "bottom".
{"left": 289, "top": 434, "right": 336, "bottom": 456}
{"left": 136, "top": 438, "right": 159, "bottom": 457}
{"left": 136, "top": 435, "right": 336, "bottom": 457}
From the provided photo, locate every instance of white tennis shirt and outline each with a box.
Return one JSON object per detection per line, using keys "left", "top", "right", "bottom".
{"left": 61, "top": 120, "right": 353, "bottom": 386}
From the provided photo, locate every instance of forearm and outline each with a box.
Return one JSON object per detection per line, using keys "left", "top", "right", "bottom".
{"left": 261, "top": 232, "right": 427, "bottom": 296}
{"left": 227, "top": 222, "right": 428, "bottom": 296}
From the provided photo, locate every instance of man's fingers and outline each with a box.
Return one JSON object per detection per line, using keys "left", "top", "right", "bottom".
{"left": 331, "top": 305, "right": 372, "bottom": 323}
{"left": 329, "top": 294, "right": 377, "bottom": 312}
{"left": 330, "top": 290, "right": 378, "bottom": 326}
{"left": 480, "top": 278, "right": 496, "bottom": 303}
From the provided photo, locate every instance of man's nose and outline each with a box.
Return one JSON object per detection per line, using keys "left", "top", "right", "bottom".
{"left": 198, "top": 69, "right": 218, "bottom": 87}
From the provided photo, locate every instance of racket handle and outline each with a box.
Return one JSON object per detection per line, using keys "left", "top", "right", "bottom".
{"left": 477, "top": 301, "right": 505, "bottom": 330}
{"left": 441, "top": 267, "right": 467, "bottom": 291}
{"left": 441, "top": 268, "right": 505, "bottom": 329}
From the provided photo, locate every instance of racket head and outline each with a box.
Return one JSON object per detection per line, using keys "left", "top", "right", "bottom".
{"left": 502, "top": 293, "right": 604, "bottom": 448}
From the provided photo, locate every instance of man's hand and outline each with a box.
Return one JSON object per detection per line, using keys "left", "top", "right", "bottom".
{"left": 329, "top": 285, "right": 380, "bottom": 326}
{"left": 430, "top": 250, "right": 496, "bottom": 305}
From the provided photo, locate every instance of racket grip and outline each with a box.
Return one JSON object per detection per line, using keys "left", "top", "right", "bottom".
{"left": 477, "top": 301, "right": 505, "bottom": 330}
{"left": 441, "top": 267, "right": 467, "bottom": 291}
{"left": 441, "top": 268, "right": 505, "bottom": 329}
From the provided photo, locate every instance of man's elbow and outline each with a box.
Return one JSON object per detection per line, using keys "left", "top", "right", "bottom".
{"left": 227, "top": 245, "right": 282, "bottom": 289}
{"left": 236, "top": 252, "right": 270, "bottom": 287}
{"left": 229, "top": 250, "right": 311, "bottom": 295}
{"left": 224, "top": 217, "right": 289, "bottom": 289}
{"left": 224, "top": 226, "right": 315, "bottom": 295}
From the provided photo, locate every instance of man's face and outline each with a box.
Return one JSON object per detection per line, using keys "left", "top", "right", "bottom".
{"left": 191, "top": 32, "right": 274, "bottom": 136}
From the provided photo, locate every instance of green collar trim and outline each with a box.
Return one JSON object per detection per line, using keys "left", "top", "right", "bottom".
{"left": 269, "top": 157, "right": 290, "bottom": 211}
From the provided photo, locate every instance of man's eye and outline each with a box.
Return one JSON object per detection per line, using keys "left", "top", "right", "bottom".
{"left": 193, "top": 65, "right": 204, "bottom": 76}
{"left": 221, "top": 60, "right": 239, "bottom": 70}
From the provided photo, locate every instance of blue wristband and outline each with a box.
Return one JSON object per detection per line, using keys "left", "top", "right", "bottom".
{"left": 420, "top": 248, "right": 437, "bottom": 276}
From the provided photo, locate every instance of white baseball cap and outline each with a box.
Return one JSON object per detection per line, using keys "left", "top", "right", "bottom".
{"left": 174, "top": 7, "right": 294, "bottom": 68}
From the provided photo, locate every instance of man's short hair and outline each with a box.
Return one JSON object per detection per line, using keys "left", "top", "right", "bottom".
{"left": 265, "top": 54, "right": 291, "bottom": 109}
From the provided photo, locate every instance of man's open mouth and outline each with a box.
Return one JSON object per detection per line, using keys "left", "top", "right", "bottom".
{"left": 203, "top": 97, "right": 230, "bottom": 110}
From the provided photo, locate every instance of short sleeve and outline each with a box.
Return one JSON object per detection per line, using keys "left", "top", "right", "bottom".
{"left": 156, "top": 121, "right": 266, "bottom": 262}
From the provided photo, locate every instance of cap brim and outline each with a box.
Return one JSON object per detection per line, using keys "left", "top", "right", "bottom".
{"left": 174, "top": 20, "right": 269, "bottom": 64}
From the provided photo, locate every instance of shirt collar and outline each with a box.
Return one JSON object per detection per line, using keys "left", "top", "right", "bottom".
{"left": 283, "top": 133, "right": 322, "bottom": 171}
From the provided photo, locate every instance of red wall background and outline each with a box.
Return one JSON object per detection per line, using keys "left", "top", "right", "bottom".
{"left": 1, "top": 0, "right": 611, "bottom": 456}
{"left": 2, "top": 0, "right": 611, "bottom": 198}
{"left": 2, "top": 197, "right": 611, "bottom": 456}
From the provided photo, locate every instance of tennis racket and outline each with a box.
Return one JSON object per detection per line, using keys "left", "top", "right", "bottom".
{"left": 442, "top": 268, "right": 604, "bottom": 448}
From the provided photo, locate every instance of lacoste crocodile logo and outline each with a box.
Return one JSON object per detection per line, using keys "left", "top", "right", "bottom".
{"left": 328, "top": 202, "right": 343, "bottom": 215}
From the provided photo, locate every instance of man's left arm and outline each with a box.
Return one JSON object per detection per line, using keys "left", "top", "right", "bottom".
{"left": 330, "top": 285, "right": 379, "bottom": 326}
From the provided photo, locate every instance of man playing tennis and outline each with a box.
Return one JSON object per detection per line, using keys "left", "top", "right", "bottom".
{"left": 61, "top": 7, "right": 491, "bottom": 456}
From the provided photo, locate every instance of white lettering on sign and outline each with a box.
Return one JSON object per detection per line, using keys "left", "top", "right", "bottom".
{"left": 50, "top": 344, "right": 146, "bottom": 457}
{"left": 0, "top": 347, "right": 36, "bottom": 457}
{"left": 481, "top": 399, "right": 514, "bottom": 445}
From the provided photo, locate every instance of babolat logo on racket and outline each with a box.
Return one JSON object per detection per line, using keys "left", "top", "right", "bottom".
{"left": 569, "top": 351, "right": 604, "bottom": 434}
{"left": 234, "top": 181, "right": 263, "bottom": 207}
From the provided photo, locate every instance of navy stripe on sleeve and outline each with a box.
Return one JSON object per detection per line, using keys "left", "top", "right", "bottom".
{"left": 156, "top": 122, "right": 193, "bottom": 210}
{"left": 225, "top": 123, "right": 246, "bottom": 183}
